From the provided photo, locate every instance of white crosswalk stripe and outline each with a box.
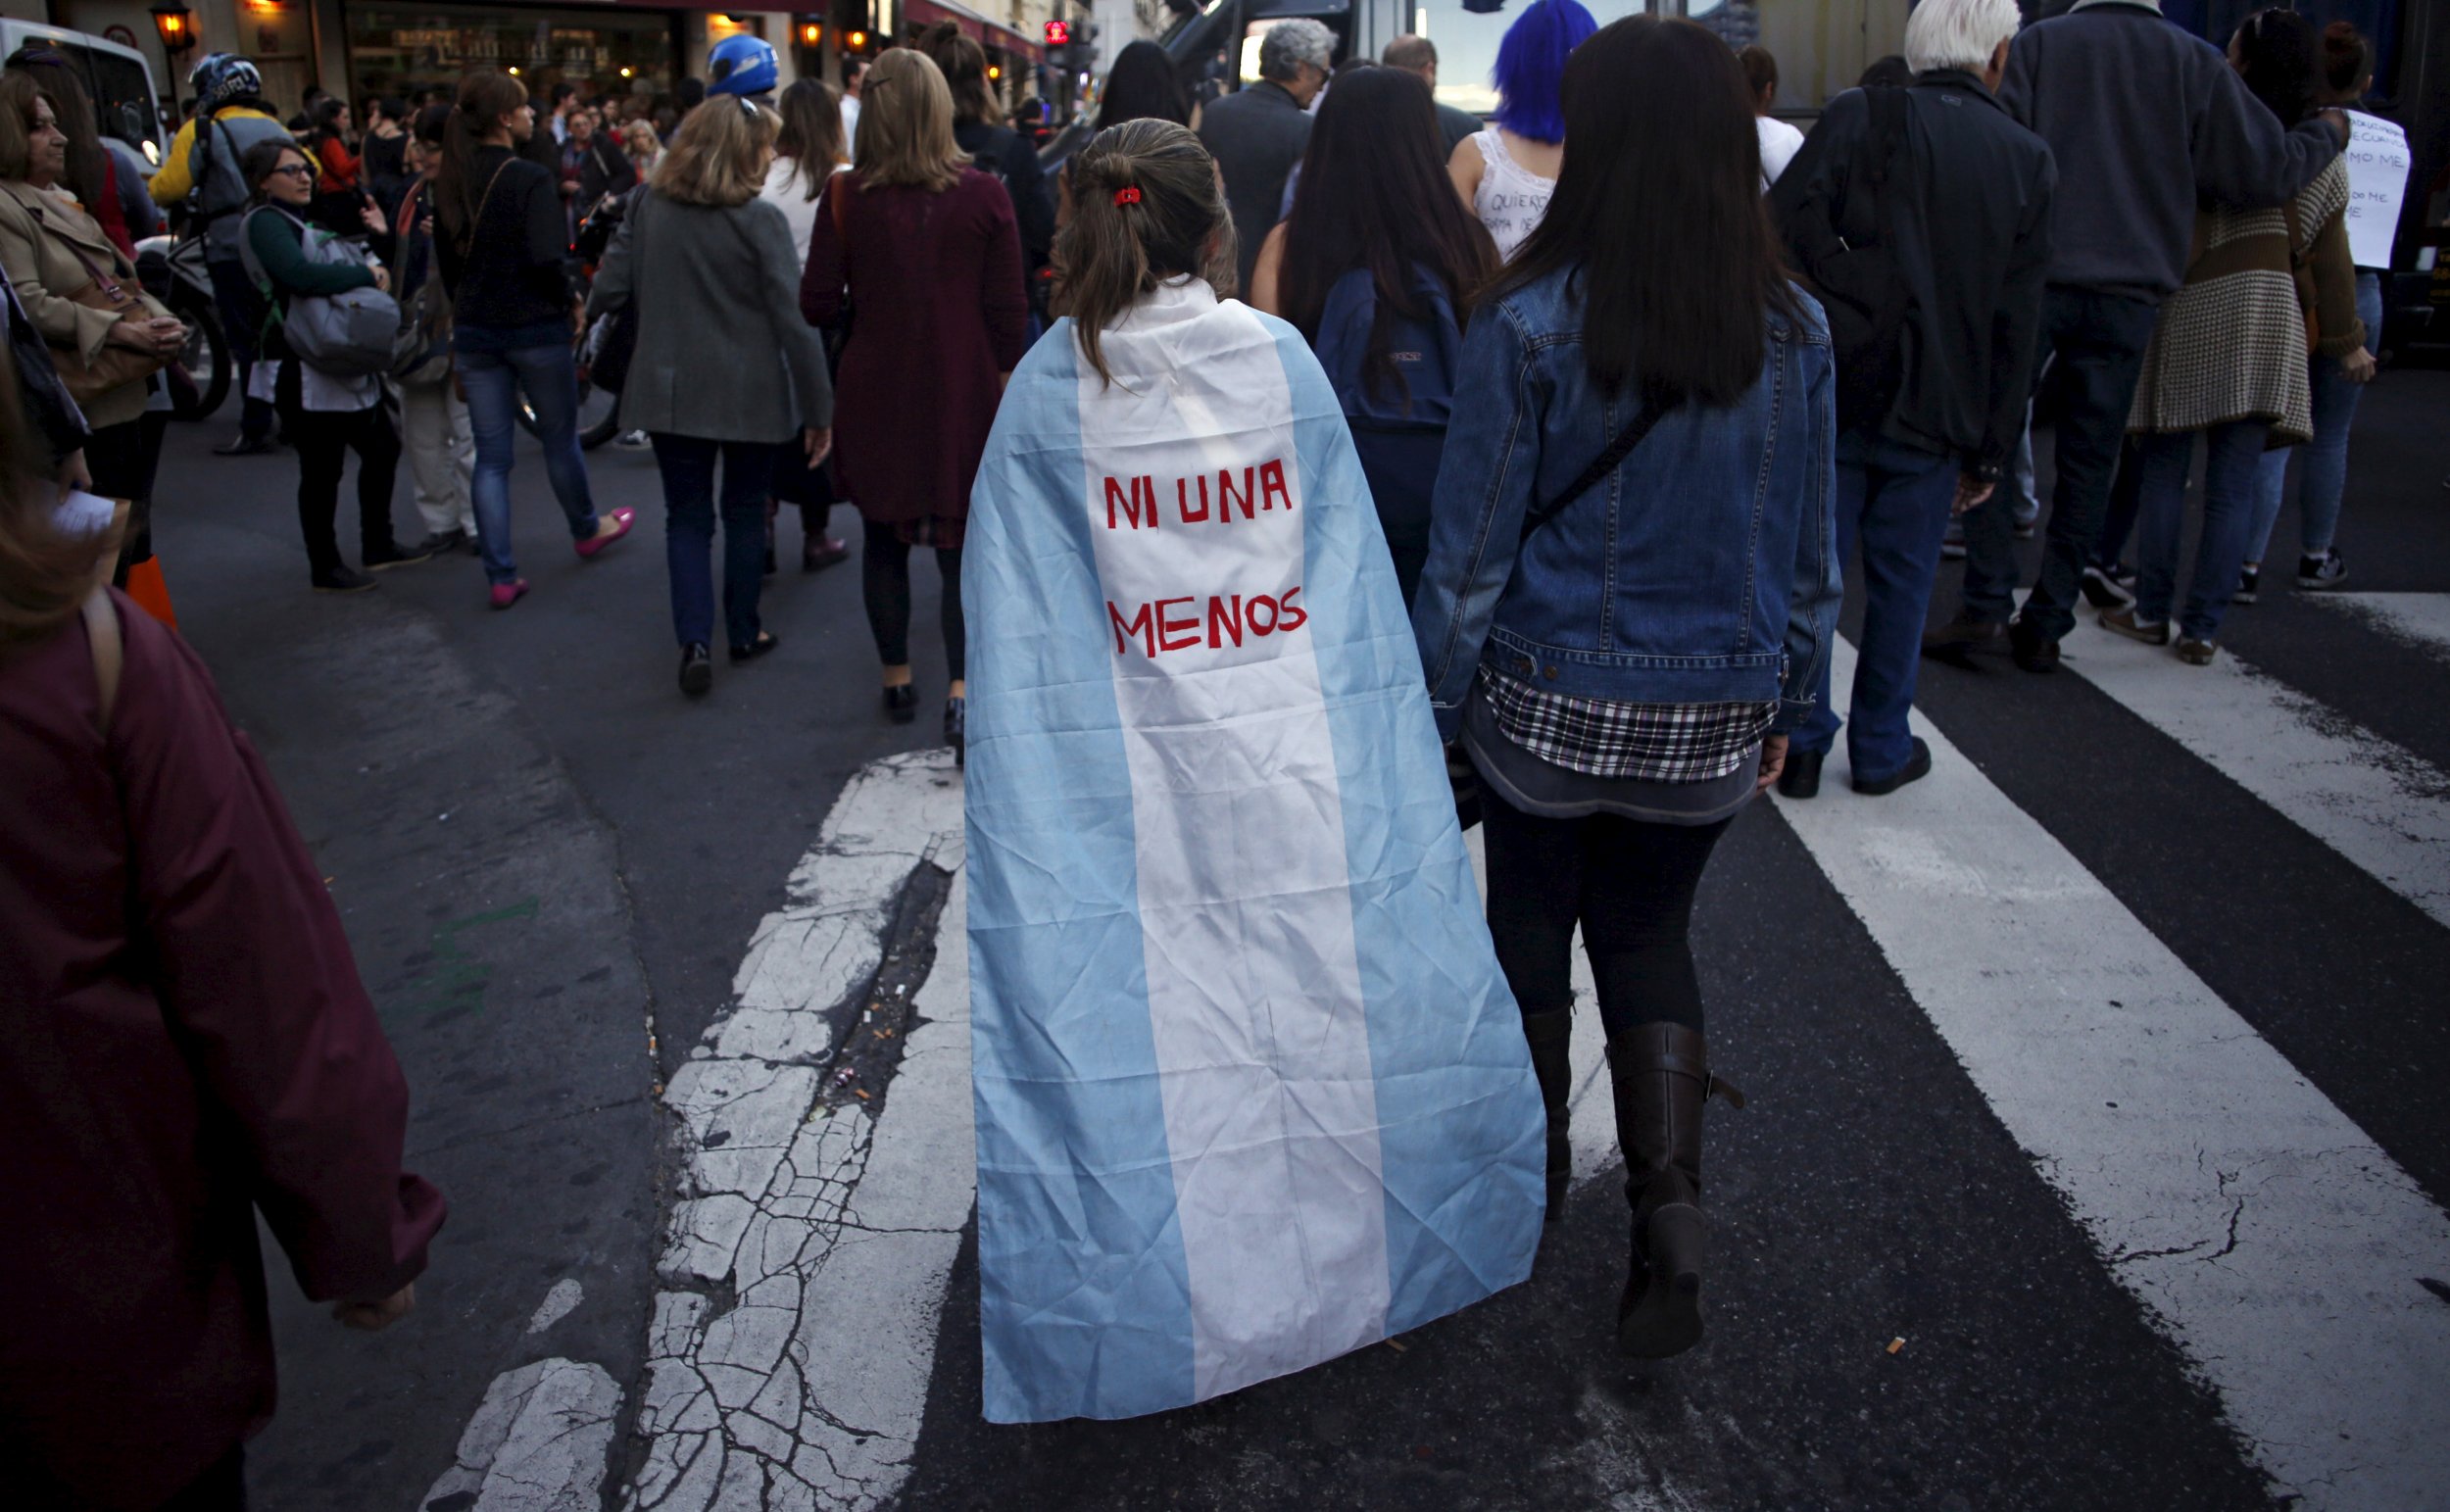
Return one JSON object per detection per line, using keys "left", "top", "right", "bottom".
{"left": 1782, "top": 636, "right": 2450, "bottom": 1511}
{"left": 2318, "top": 590, "right": 2450, "bottom": 660}
{"left": 2058, "top": 616, "right": 2450, "bottom": 926}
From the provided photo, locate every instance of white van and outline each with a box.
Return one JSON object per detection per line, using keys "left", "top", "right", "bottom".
{"left": 0, "top": 19, "right": 168, "bottom": 165}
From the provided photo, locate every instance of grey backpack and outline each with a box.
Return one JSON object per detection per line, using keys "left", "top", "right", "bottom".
{"left": 236, "top": 207, "right": 402, "bottom": 378}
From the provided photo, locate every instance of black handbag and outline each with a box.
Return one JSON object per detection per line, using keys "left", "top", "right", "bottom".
{"left": 582, "top": 190, "right": 643, "bottom": 395}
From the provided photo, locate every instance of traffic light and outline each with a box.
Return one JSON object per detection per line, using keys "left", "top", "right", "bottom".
{"left": 1045, "top": 20, "right": 1070, "bottom": 47}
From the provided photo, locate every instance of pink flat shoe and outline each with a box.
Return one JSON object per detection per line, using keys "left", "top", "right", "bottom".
{"left": 574, "top": 507, "right": 636, "bottom": 561}
{"left": 489, "top": 578, "right": 530, "bottom": 610}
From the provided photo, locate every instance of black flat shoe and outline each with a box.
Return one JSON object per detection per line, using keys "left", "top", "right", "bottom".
{"left": 728, "top": 630, "right": 779, "bottom": 663}
{"left": 1852, "top": 737, "right": 1933, "bottom": 796}
{"left": 883, "top": 683, "right": 918, "bottom": 723}
{"left": 2009, "top": 625, "right": 2062, "bottom": 673}
{"left": 945, "top": 695, "right": 966, "bottom": 767}
{"left": 679, "top": 643, "right": 712, "bottom": 697}
{"left": 1775, "top": 748, "right": 1824, "bottom": 800}
{"left": 214, "top": 434, "right": 275, "bottom": 457}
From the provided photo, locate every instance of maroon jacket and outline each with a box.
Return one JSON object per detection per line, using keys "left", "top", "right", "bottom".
{"left": 0, "top": 593, "right": 445, "bottom": 1507}
{"left": 802, "top": 169, "right": 1027, "bottom": 527}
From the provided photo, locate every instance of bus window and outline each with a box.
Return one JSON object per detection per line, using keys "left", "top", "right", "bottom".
{"left": 1400, "top": 0, "right": 1904, "bottom": 116}
{"left": 49, "top": 41, "right": 163, "bottom": 153}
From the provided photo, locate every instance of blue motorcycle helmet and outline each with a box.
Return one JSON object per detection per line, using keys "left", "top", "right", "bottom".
{"left": 706, "top": 34, "right": 779, "bottom": 99}
{"left": 189, "top": 53, "right": 265, "bottom": 114}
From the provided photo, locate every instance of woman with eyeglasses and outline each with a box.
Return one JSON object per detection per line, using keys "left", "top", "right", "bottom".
{"left": 238, "top": 137, "right": 428, "bottom": 593}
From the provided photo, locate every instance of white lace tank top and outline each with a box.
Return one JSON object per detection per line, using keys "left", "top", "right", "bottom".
{"left": 1470, "top": 128, "right": 1557, "bottom": 262}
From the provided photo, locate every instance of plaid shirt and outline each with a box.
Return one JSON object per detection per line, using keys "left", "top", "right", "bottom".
{"left": 1481, "top": 672, "right": 1776, "bottom": 783}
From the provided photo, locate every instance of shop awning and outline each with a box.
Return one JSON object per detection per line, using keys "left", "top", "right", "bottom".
{"left": 903, "top": 0, "right": 1048, "bottom": 65}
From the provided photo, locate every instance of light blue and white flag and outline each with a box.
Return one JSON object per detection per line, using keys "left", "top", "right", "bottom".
{"left": 963, "top": 277, "right": 1544, "bottom": 1424}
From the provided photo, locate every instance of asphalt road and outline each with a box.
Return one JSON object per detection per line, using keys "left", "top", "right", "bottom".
{"left": 145, "top": 367, "right": 2450, "bottom": 1510}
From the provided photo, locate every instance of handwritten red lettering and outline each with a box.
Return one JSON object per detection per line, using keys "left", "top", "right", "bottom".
{"left": 1155, "top": 597, "right": 1201, "bottom": 653}
{"left": 1278, "top": 585, "right": 1307, "bottom": 632}
{"left": 1207, "top": 594, "right": 1243, "bottom": 649}
{"left": 1259, "top": 459, "right": 1292, "bottom": 513}
{"left": 1107, "top": 599, "right": 1154, "bottom": 657}
{"left": 1177, "top": 476, "right": 1209, "bottom": 523}
{"left": 1104, "top": 474, "right": 1158, "bottom": 530}
{"left": 1247, "top": 593, "right": 1279, "bottom": 635}
{"left": 1216, "top": 465, "right": 1256, "bottom": 522}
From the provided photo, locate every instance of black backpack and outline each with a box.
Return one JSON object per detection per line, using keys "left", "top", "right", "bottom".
{"left": 1776, "top": 85, "right": 1912, "bottom": 435}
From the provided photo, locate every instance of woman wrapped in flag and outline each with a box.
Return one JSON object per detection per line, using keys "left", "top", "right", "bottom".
{"left": 962, "top": 119, "right": 1546, "bottom": 1423}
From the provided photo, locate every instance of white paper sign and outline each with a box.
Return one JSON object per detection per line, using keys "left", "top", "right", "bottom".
{"left": 2341, "top": 110, "right": 2412, "bottom": 270}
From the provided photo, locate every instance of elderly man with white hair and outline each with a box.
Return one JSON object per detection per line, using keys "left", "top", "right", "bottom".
{"left": 1765, "top": 0, "right": 2056, "bottom": 799}
{"left": 1196, "top": 17, "right": 1334, "bottom": 292}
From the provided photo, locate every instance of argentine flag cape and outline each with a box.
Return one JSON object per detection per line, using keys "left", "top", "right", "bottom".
{"left": 963, "top": 276, "right": 1544, "bottom": 1423}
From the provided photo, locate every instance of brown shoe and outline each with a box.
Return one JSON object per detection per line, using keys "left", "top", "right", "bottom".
{"left": 2098, "top": 606, "right": 2170, "bottom": 645}
{"left": 2176, "top": 636, "right": 2218, "bottom": 665}
{"left": 1921, "top": 610, "right": 2009, "bottom": 659}
{"left": 1607, "top": 1022, "right": 1743, "bottom": 1360}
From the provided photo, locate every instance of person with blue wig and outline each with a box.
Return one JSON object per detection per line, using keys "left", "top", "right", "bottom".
{"left": 1447, "top": 0, "right": 1594, "bottom": 260}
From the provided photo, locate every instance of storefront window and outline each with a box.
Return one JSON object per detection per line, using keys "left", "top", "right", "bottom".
{"left": 346, "top": 3, "right": 681, "bottom": 106}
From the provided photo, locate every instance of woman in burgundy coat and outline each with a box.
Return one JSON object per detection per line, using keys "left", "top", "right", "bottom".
{"left": 803, "top": 47, "right": 1028, "bottom": 765}
{"left": 0, "top": 394, "right": 444, "bottom": 1505}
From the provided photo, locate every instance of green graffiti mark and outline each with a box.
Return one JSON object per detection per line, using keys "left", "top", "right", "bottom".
{"left": 392, "top": 897, "right": 540, "bottom": 1018}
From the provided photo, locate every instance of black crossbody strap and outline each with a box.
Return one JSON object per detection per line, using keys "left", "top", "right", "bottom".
{"left": 1519, "top": 396, "right": 1672, "bottom": 544}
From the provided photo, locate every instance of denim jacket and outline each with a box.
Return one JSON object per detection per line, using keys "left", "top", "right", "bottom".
{"left": 1411, "top": 265, "right": 1840, "bottom": 743}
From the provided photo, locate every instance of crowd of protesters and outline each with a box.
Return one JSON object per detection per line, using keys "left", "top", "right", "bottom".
{"left": 0, "top": 0, "right": 2429, "bottom": 1498}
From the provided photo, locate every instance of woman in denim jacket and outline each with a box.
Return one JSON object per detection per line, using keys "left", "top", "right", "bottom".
{"left": 1411, "top": 15, "right": 1839, "bottom": 1361}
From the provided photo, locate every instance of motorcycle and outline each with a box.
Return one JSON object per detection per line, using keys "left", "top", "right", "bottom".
{"left": 133, "top": 232, "right": 231, "bottom": 422}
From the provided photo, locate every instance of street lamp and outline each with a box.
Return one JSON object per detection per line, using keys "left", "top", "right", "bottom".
{"left": 149, "top": 3, "right": 195, "bottom": 119}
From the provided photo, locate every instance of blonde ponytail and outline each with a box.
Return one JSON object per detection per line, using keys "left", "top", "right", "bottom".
{"left": 1054, "top": 120, "right": 1235, "bottom": 386}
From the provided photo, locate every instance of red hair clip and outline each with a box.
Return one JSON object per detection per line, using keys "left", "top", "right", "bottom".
{"left": 1113, "top": 186, "right": 1143, "bottom": 208}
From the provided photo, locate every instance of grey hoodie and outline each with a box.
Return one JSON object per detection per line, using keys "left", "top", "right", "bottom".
{"left": 2000, "top": 0, "right": 2339, "bottom": 302}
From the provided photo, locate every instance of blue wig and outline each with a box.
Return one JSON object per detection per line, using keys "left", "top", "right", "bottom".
{"left": 1490, "top": 0, "right": 1597, "bottom": 144}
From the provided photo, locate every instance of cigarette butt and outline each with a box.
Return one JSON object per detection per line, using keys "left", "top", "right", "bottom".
{"left": 1385, "top": 1339, "right": 1407, "bottom": 1353}
{"left": 856, "top": 1089, "right": 871, "bottom": 1100}
{"left": 1886, "top": 1337, "right": 1906, "bottom": 1355}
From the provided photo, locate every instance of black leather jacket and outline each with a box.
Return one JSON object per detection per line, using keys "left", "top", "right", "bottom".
{"left": 1771, "top": 71, "right": 2056, "bottom": 479}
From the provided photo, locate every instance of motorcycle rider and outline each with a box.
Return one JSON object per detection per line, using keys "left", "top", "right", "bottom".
{"left": 148, "top": 54, "right": 306, "bottom": 456}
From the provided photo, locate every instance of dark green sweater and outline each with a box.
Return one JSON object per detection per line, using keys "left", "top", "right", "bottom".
{"left": 246, "top": 205, "right": 375, "bottom": 306}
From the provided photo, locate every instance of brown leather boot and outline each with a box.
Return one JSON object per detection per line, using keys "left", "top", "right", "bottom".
{"left": 1607, "top": 1020, "right": 1743, "bottom": 1359}
{"left": 1521, "top": 1007, "right": 1574, "bottom": 1222}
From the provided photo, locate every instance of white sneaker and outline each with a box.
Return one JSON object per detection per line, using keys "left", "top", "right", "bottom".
{"left": 615, "top": 429, "right": 652, "bottom": 451}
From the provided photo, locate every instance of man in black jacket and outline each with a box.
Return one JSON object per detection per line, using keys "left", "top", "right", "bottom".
{"left": 1922, "top": 0, "right": 2344, "bottom": 671}
{"left": 1198, "top": 19, "right": 1331, "bottom": 294}
{"left": 1769, "top": 0, "right": 2054, "bottom": 798}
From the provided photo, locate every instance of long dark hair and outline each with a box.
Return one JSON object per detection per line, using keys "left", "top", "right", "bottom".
{"left": 1490, "top": 17, "right": 1804, "bottom": 407}
{"left": 913, "top": 24, "right": 999, "bottom": 125}
{"left": 1278, "top": 68, "right": 1495, "bottom": 403}
{"left": 1097, "top": 41, "right": 1192, "bottom": 129}
{"left": 437, "top": 69, "right": 527, "bottom": 245}
{"left": 2234, "top": 8, "right": 2319, "bottom": 126}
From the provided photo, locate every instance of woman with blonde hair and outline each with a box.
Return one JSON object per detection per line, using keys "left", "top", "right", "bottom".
{"left": 960, "top": 118, "right": 1543, "bottom": 1422}
{"left": 591, "top": 98, "right": 832, "bottom": 696}
{"left": 802, "top": 48, "right": 1025, "bottom": 758}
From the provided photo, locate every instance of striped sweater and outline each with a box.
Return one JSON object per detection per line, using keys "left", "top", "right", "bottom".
{"left": 2127, "top": 157, "right": 2362, "bottom": 446}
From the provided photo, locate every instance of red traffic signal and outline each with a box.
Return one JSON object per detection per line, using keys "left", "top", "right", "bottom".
{"left": 1044, "top": 20, "right": 1070, "bottom": 45}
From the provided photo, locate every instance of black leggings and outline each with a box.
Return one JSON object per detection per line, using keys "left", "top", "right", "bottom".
{"left": 1480, "top": 788, "right": 1733, "bottom": 1038}
{"left": 860, "top": 515, "right": 965, "bottom": 680}
{"left": 277, "top": 365, "right": 401, "bottom": 575}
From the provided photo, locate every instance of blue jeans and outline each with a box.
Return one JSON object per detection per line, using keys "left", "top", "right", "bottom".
{"left": 1799, "top": 429, "right": 1957, "bottom": 782}
{"left": 2132, "top": 419, "right": 2269, "bottom": 641}
{"left": 2247, "top": 269, "right": 2382, "bottom": 563}
{"left": 1961, "top": 287, "right": 2160, "bottom": 639}
{"left": 651, "top": 434, "right": 774, "bottom": 651}
{"left": 457, "top": 325, "right": 600, "bottom": 586}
